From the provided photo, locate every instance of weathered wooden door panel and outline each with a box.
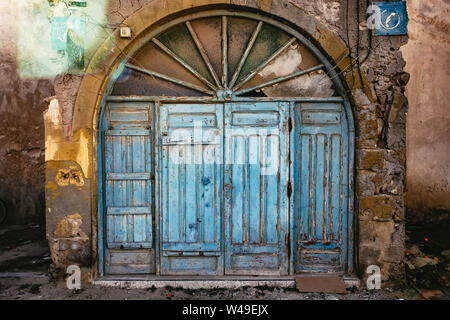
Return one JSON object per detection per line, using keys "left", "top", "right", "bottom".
{"left": 292, "top": 103, "right": 349, "bottom": 273}
{"left": 160, "top": 104, "right": 223, "bottom": 275}
{"left": 105, "top": 131, "right": 152, "bottom": 249}
{"left": 103, "top": 102, "right": 155, "bottom": 274}
{"left": 224, "top": 102, "right": 289, "bottom": 275}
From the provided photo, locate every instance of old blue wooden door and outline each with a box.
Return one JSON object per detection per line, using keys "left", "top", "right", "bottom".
{"left": 224, "top": 102, "right": 290, "bottom": 275}
{"left": 159, "top": 104, "right": 224, "bottom": 275}
{"left": 103, "top": 102, "right": 154, "bottom": 274}
{"left": 158, "top": 102, "right": 290, "bottom": 275}
{"left": 292, "top": 102, "right": 350, "bottom": 273}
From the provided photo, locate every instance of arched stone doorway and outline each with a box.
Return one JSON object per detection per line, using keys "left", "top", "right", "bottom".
{"left": 95, "top": 8, "right": 355, "bottom": 276}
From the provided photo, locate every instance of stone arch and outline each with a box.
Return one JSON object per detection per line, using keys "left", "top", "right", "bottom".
{"left": 73, "top": 0, "right": 373, "bottom": 136}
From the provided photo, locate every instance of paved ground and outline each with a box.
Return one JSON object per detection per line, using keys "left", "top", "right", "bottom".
{"left": 0, "top": 276, "right": 399, "bottom": 300}
{"left": 0, "top": 222, "right": 448, "bottom": 300}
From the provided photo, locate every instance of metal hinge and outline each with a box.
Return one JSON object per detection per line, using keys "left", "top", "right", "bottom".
{"left": 287, "top": 180, "right": 292, "bottom": 198}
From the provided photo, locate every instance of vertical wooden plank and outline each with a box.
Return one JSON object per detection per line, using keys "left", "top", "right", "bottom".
{"left": 105, "top": 136, "right": 113, "bottom": 173}
{"left": 132, "top": 136, "right": 145, "bottom": 172}
{"left": 231, "top": 136, "right": 244, "bottom": 244}
{"left": 179, "top": 145, "right": 186, "bottom": 242}
{"left": 126, "top": 136, "right": 133, "bottom": 173}
{"left": 248, "top": 134, "right": 260, "bottom": 244}
{"left": 167, "top": 145, "right": 180, "bottom": 242}
{"left": 185, "top": 146, "right": 197, "bottom": 243}
{"left": 260, "top": 135, "right": 268, "bottom": 244}
{"left": 203, "top": 147, "right": 215, "bottom": 243}
{"left": 115, "top": 214, "right": 127, "bottom": 243}
{"left": 107, "top": 215, "right": 115, "bottom": 245}
{"left": 315, "top": 134, "right": 326, "bottom": 241}
{"left": 133, "top": 215, "right": 145, "bottom": 242}
{"left": 289, "top": 102, "right": 296, "bottom": 275}
{"left": 215, "top": 104, "right": 224, "bottom": 260}
{"left": 300, "top": 134, "right": 311, "bottom": 240}
{"left": 125, "top": 134, "right": 133, "bottom": 243}
{"left": 243, "top": 136, "right": 250, "bottom": 245}
{"left": 330, "top": 135, "right": 341, "bottom": 241}
{"left": 121, "top": 136, "right": 127, "bottom": 174}
{"left": 278, "top": 102, "right": 290, "bottom": 275}
{"left": 106, "top": 181, "right": 114, "bottom": 208}
{"left": 127, "top": 213, "right": 133, "bottom": 243}
{"left": 266, "top": 135, "right": 278, "bottom": 244}
{"left": 146, "top": 133, "right": 152, "bottom": 220}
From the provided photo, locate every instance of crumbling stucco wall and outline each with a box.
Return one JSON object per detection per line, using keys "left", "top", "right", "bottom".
{"left": 0, "top": 0, "right": 55, "bottom": 225}
{"left": 402, "top": 0, "right": 450, "bottom": 223}
{"left": 43, "top": 0, "right": 409, "bottom": 284}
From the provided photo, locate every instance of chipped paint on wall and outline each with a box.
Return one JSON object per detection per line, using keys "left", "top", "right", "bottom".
{"left": 318, "top": 1, "right": 340, "bottom": 23}
{"left": 55, "top": 167, "right": 85, "bottom": 187}
{"left": 54, "top": 213, "right": 87, "bottom": 238}
{"left": 45, "top": 98, "right": 63, "bottom": 126}
{"left": 45, "top": 127, "right": 91, "bottom": 179}
{"left": 262, "top": 71, "right": 334, "bottom": 97}
{"left": 259, "top": 44, "right": 303, "bottom": 78}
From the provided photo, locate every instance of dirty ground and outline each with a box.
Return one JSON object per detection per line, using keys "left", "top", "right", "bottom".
{"left": 400, "top": 219, "right": 450, "bottom": 300}
{"left": 0, "top": 222, "right": 448, "bottom": 300}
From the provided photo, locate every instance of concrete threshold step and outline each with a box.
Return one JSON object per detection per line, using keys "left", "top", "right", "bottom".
{"left": 94, "top": 275, "right": 360, "bottom": 290}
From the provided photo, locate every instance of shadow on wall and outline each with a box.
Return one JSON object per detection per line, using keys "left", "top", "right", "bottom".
{"left": 0, "top": 2, "right": 55, "bottom": 225}
{"left": 0, "top": 60, "right": 55, "bottom": 226}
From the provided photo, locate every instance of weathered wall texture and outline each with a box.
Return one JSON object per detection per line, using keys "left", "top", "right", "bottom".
{"left": 402, "top": 0, "right": 450, "bottom": 223}
{"left": 0, "top": 1, "right": 55, "bottom": 225}
{"left": 42, "top": 0, "right": 409, "bottom": 284}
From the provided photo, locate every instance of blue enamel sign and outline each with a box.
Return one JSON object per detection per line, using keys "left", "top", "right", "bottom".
{"left": 373, "top": 1, "right": 408, "bottom": 36}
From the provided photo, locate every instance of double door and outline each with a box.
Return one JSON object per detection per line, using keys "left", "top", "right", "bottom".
{"left": 102, "top": 101, "right": 350, "bottom": 275}
{"left": 159, "top": 102, "right": 289, "bottom": 275}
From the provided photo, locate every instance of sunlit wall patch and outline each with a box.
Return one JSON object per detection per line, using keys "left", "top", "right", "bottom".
{"left": 372, "top": 1, "right": 408, "bottom": 36}
{"left": 17, "top": 0, "right": 109, "bottom": 78}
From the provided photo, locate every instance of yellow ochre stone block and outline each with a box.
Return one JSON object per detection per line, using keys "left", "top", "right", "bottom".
{"left": 45, "top": 128, "right": 92, "bottom": 179}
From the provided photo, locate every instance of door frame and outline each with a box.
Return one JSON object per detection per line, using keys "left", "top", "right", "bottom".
{"left": 96, "top": 96, "right": 353, "bottom": 276}
{"left": 82, "top": 7, "right": 364, "bottom": 277}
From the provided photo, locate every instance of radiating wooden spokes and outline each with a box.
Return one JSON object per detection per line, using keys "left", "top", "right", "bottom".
{"left": 126, "top": 16, "right": 325, "bottom": 97}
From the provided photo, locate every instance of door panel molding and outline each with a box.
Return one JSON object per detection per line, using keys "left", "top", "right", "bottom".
{"left": 224, "top": 102, "right": 290, "bottom": 275}
{"left": 159, "top": 103, "right": 224, "bottom": 275}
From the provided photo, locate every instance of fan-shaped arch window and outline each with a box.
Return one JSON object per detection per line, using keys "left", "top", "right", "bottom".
{"left": 111, "top": 15, "right": 336, "bottom": 99}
